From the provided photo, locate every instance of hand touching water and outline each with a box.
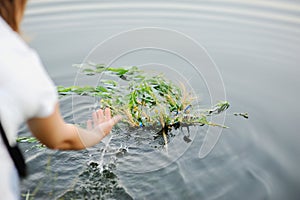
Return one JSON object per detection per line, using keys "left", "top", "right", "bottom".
{"left": 87, "top": 108, "right": 122, "bottom": 139}
{"left": 74, "top": 107, "right": 122, "bottom": 148}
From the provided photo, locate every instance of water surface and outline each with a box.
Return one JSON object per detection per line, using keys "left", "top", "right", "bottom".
{"left": 20, "top": 1, "right": 300, "bottom": 199}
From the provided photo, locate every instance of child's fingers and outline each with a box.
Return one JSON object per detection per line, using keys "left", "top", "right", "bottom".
{"left": 105, "top": 107, "right": 111, "bottom": 121}
{"left": 92, "top": 111, "right": 98, "bottom": 126}
{"left": 97, "top": 109, "right": 104, "bottom": 123}
{"left": 111, "top": 115, "right": 122, "bottom": 125}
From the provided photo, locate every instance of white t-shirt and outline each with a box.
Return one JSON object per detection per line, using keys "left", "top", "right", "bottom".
{"left": 0, "top": 17, "right": 58, "bottom": 199}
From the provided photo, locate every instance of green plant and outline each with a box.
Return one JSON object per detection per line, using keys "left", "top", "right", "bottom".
{"left": 59, "top": 64, "right": 232, "bottom": 130}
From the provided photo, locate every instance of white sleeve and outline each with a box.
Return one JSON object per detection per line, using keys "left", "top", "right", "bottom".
{"left": 0, "top": 19, "right": 58, "bottom": 145}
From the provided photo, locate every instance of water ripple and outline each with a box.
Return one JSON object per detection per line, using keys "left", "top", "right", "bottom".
{"left": 23, "top": 1, "right": 300, "bottom": 34}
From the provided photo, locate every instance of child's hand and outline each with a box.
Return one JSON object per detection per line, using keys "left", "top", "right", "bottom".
{"left": 87, "top": 108, "right": 122, "bottom": 138}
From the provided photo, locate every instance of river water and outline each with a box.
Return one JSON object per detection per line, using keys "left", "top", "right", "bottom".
{"left": 19, "top": 1, "right": 300, "bottom": 199}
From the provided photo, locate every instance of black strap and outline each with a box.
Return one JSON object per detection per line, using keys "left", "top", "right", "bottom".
{"left": 0, "top": 121, "right": 27, "bottom": 178}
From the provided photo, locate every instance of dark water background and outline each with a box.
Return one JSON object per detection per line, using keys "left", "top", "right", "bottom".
{"left": 19, "top": 1, "right": 300, "bottom": 199}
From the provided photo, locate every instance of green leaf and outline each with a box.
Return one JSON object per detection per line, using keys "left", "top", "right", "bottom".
{"left": 95, "top": 86, "right": 108, "bottom": 92}
{"left": 107, "top": 67, "right": 129, "bottom": 75}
